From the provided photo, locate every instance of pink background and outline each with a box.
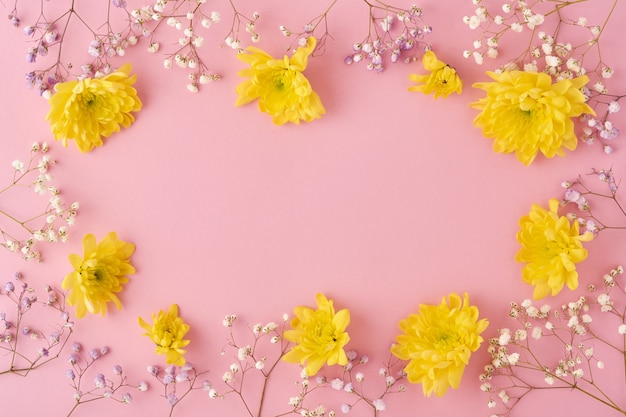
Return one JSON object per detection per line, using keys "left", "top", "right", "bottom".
{"left": 1, "top": 0, "right": 625, "bottom": 416}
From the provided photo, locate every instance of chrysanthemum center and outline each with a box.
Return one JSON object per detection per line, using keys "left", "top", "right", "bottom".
{"left": 82, "top": 92, "right": 99, "bottom": 108}
{"left": 155, "top": 320, "right": 175, "bottom": 347}
{"left": 310, "top": 319, "right": 338, "bottom": 347}
{"left": 272, "top": 71, "right": 288, "bottom": 92}
{"left": 434, "top": 330, "right": 458, "bottom": 348}
{"left": 92, "top": 268, "right": 104, "bottom": 281}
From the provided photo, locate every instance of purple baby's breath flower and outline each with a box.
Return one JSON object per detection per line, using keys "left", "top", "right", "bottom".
{"left": 147, "top": 365, "right": 160, "bottom": 376}
{"left": 65, "top": 369, "right": 76, "bottom": 380}
{"left": 67, "top": 354, "right": 79, "bottom": 364}
{"left": 113, "top": 0, "right": 127, "bottom": 7}
{"left": 36, "top": 44, "right": 47, "bottom": 57}
{"left": 112, "top": 365, "right": 123, "bottom": 375}
{"left": 167, "top": 392, "right": 178, "bottom": 406}
{"left": 88, "top": 349, "right": 100, "bottom": 360}
{"left": 49, "top": 331, "right": 60, "bottom": 343}
{"left": 4, "top": 282, "right": 15, "bottom": 292}
{"left": 21, "top": 297, "right": 31, "bottom": 309}
{"left": 94, "top": 373, "right": 106, "bottom": 388}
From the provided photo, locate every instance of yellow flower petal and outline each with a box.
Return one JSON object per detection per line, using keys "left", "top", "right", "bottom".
{"left": 391, "top": 292, "right": 488, "bottom": 397}
{"left": 46, "top": 64, "right": 142, "bottom": 153}
{"left": 408, "top": 51, "right": 463, "bottom": 99}
{"left": 139, "top": 304, "right": 191, "bottom": 366}
{"left": 471, "top": 71, "right": 595, "bottom": 165}
{"left": 235, "top": 37, "right": 325, "bottom": 125}
{"left": 282, "top": 293, "right": 350, "bottom": 376}
{"left": 62, "top": 232, "right": 135, "bottom": 318}
{"left": 515, "top": 199, "right": 593, "bottom": 299}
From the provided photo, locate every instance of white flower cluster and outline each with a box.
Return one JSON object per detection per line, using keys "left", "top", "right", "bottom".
{"left": 224, "top": 10, "right": 261, "bottom": 52}
{"left": 2, "top": 143, "right": 78, "bottom": 261}
{"left": 312, "top": 350, "right": 405, "bottom": 415}
{"left": 480, "top": 264, "right": 626, "bottom": 416}
{"left": 130, "top": 0, "right": 222, "bottom": 92}
{"left": 213, "top": 312, "right": 333, "bottom": 415}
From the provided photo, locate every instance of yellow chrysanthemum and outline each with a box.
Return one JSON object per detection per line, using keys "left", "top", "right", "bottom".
{"left": 471, "top": 70, "right": 595, "bottom": 165}
{"left": 283, "top": 293, "right": 350, "bottom": 376}
{"left": 391, "top": 292, "right": 488, "bottom": 397}
{"left": 235, "top": 37, "right": 325, "bottom": 125}
{"left": 139, "top": 304, "right": 190, "bottom": 366}
{"left": 46, "top": 63, "right": 142, "bottom": 153}
{"left": 408, "top": 50, "right": 463, "bottom": 98}
{"left": 516, "top": 199, "right": 594, "bottom": 299}
{"left": 62, "top": 232, "right": 135, "bottom": 318}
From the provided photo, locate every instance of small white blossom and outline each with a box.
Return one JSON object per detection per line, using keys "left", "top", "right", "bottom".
{"left": 330, "top": 378, "right": 344, "bottom": 390}
{"left": 372, "top": 399, "right": 386, "bottom": 411}
{"left": 510, "top": 22, "right": 523, "bottom": 32}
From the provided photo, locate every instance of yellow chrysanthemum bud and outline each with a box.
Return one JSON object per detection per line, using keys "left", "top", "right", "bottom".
{"left": 408, "top": 50, "right": 463, "bottom": 98}
{"left": 139, "top": 304, "right": 191, "bottom": 366}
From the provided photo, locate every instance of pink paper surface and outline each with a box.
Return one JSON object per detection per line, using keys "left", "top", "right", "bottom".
{"left": 0, "top": 0, "right": 625, "bottom": 416}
